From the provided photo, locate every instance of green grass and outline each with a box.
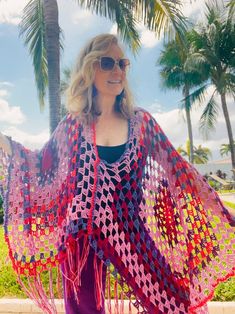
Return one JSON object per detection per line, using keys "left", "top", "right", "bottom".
{"left": 0, "top": 225, "right": 234, "bottom": 301}
{"left": 219, "top": 190, "right": 235, "bottom": 194}
{"left": 223, "top": 201, "right": 235, "bottom": 210}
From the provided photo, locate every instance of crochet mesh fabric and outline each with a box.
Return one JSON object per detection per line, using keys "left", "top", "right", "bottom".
{"left": 0, "top": 108, "right": 234, "bottom": 314}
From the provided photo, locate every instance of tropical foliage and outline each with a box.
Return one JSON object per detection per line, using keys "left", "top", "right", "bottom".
{"left": 220, "top": 142, "right": 235, "bottom": 157}
{"left": 158, "top": 33, "right": 207, "bottom": 163}
{"left": 177, "top": 139, "right": 212, "bottom": 164}
{"left": 185, "top": 0, "right": 235, "bottom": 169}
{"left": 60, "top": 66, "right": 71, "bottom": 117}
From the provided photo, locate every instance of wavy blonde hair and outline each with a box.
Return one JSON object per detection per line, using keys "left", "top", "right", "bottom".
{"left": 66, "top": 34, "right": 134, "bottom": 123}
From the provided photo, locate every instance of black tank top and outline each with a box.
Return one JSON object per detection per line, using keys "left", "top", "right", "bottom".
{"left": 97, "top": 143, "right": 126, "bottom": 163}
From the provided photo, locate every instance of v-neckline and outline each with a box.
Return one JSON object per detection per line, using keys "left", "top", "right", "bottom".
{"left": 92, "top": 118, "right": 132, "bottom": 166}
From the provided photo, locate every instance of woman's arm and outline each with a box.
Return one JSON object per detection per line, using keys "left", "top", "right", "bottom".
{"left": 0, "top": 132, "right": 12, "bottom": 156}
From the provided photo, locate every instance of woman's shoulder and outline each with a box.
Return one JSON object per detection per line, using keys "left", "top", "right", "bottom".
{"left": 133, "top": 106, "right": 156, "bottom": 122}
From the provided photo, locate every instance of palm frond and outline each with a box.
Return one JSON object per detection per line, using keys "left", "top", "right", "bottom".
{"left": 19, "top": 0, "right": 47, "bottom": 111}
{"left": 76, "top": 0, "right": 140, "bottom": 53}
{"left": 180, "top": 84, "right": 209, "bottom": 109}
{"left": 177, "top": 145, "right": 187, "bottom": 156}
{"left": 77, "top": 1, "right": 187, "bottom": 51}
{"left": 199, "top": 89, "right": 219, "bottom": 139}
{"left": 220, "top": 141, "right": 235, "bottom": 156}
{"left": 160, "top": 68, "right": 185, "bottom": 90}
{"left": 184, "top": 52, "right": 208, "bottom": 72}
{"left": 147, "top": 0, "right": 188, "bottom": 44}
{"left": 226, "top": 0, "right": 235, "bottom": 18}
{"left": 60, "top": 66, "right": 72, "bottom": 94}
{"left": 112, "top": 4, "right": 141, "bottom": 53}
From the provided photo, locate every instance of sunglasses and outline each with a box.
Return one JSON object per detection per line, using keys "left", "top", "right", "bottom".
{"left": 97, "top": 56, "right": 130, "bottom": 72}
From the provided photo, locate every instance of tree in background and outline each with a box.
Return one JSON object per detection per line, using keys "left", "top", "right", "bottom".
{"left": 20, "top": 0, "right": 187, "bottom": 134}
{"left": 220, "top": 142, "right": 235, "bottom": 157}
{"left": 185, "top": 0, "right": 235, "bottom": 171}
{"left": 60, "top": 66, "right": 71, "bottom": 117}
{"left": 158, "top": 32, "right": 207, "bottom": 163}
{"left": 177, "top": 139, "right": 212, "bottom": 164}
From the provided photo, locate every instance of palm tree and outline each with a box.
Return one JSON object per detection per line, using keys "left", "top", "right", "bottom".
{"left": 158, "top": 33, "right": 207, "bottom": 163}
{"left": 220, "top": 142, "right": 235, "bottom": 157}
{"left": 19, "top": 0, "right": 187, "bottom": 134}
{"left": 177, "top": 139, "right": 212, "bottom": 164}
{"left": 60, "top": 66, "right": 71, "bottom": 117}
{"left": 193, "top": 144, "right": 212, "bottom": 164}
{"left": 20, "top": 0, "right": 61, "bottom": 134}
{"left": 227, "top": 0, "right": 235, "bottom": 15}
{"left": 185, "top": 0, "right": 235, "bottom": 172}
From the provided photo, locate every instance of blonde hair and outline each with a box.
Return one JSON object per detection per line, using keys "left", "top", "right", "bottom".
{"left": 66, "top": 33, "right": 134, "bottom": 123}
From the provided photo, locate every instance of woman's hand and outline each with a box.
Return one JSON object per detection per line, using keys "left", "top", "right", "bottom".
{"left": 0, "top": 132, "right": 12, "bottom": 156}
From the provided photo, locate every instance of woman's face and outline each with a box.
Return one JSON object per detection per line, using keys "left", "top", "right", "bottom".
{"left": 93, "top": 44, "right": 128, "bottom": 101}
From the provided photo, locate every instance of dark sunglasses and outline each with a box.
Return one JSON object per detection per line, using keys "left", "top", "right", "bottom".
{"left": 97, "top": 56, "right": 130, "bottom": 72}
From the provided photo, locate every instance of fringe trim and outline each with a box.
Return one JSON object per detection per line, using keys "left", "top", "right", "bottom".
{"left": 12, "top": 239, "right": 235, "bottom": 314}
{"left": 105, "top": 267, "right": 135, "bottom": 314}
{"left": 62, "top": 233, "right": 90, "bottom": 303}
{"left": 93, "top": 252, "right": 104, "bottom": 310}
{"left": 56, "top": 265, "right": 62, "bottom": 299}
{"left": 107, "top": 268, "right": 112, "bottom": 314}
{"left": 17, "top": 274, "right": 57, "bottom": 314}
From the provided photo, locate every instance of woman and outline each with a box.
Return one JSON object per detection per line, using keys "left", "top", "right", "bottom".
{"left": 0, "top": 34, "right": 234, "bottom": 314}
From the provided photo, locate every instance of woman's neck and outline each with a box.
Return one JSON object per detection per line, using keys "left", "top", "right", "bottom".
{"left": 95, "top": 94, "right": 116, "bottom": 117}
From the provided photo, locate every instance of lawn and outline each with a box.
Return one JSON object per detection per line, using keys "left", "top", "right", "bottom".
{"left": 0, "top": 225, "right": 234, "bottom": 301}
{"left": 224, "top": 201, "right": 235, "bottom": 210}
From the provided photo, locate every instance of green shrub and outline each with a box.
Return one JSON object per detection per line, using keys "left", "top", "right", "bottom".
{"left": 208, "top": 180, "right": 220, "bottom": 191}
{"left": 213, "top": 278, "right": 235, "bottom": 301}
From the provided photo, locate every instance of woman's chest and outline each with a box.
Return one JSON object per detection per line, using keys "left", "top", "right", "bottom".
{"left": 95, "top": 117, "right": 129, "bottom": 146}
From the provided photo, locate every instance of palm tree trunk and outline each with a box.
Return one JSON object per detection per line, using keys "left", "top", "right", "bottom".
{"left": 220, "top": 92, "right": 235, "bottom": 178}
{"left": 43, "top": 0, "right": 61, "bottom": 134}
{"left": 184, "top": 87, "right": 194, "bottom": 164}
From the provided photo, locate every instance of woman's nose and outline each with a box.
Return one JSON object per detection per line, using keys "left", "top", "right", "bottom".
{"left": 112, "top": 62, "right": 123, "bottom": 73}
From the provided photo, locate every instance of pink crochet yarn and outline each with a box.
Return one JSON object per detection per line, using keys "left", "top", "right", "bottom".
{"left": 0, "top": 108, "right": 234, "bottom": 314}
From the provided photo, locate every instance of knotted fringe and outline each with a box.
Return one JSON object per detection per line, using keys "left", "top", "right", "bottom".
{"left": 114, "top": 277, "right": 119, "bottom": 314}
{"left": 62, "top": 233, "right": 90, "bottom": 304}
{"left": 17, "top": 272, "right": 57, "bottom": 314}
{"left": 107, "top": 268, "right": 112, "bottom": 314}
{"left": 105, "top": 266, "right": 149, "bottom": 314}
{"left": 56, "top": 265, "right": 62, "bottom": 299}
{"left": 129, "top": 299, "right": 132, "bottom": 314}
{"left": 106, "top": 267, "right": 127, "bottom": 314}
{"left": 93, "top": 252, "right": 104, "bottom": 310}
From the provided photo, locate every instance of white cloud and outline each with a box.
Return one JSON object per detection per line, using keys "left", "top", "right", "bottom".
{"left": 0, "top": 0, "right": 28, "bottom": 25}
{"left": 109, "top": 24, "right": 117, "bottom": 35}
{"left": 72, "top": 9, "right": 93, "bottom": 25}
{"left": 181, "top": 0, "right": 206, "bottom": 22}
{"left": 0, "top": 89, "right": 8, "bottom": 97}
{"left": 139, "top": 27, "right": 160, "bottom": 48}
{"left": 0, "top": 81, "right": 14, "bottom": 87}
{"left": 0, "top": 98, "right": 26, "bottom": 125}
{"left": 2, "top": 126, "right": 49, "bottom": 150}
{"left": 151, "top": 93, "right": 235, "bottom": 161}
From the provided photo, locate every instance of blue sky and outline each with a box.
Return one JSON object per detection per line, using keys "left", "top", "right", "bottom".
{"left": 0, "top": 0, "right": 234, "bottom": 161}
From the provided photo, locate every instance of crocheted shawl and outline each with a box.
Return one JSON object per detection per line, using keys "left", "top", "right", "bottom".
{"left": 0, "top": 108, "right": 234, "bottom": 314}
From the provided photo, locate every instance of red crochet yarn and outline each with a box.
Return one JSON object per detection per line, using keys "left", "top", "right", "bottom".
{"left": 0, "top": 108, "right": 234, "bottom": 314}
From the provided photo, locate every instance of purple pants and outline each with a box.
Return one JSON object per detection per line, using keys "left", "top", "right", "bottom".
{"left": 62, "top": 246, "right": 107, "bottom": 314}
